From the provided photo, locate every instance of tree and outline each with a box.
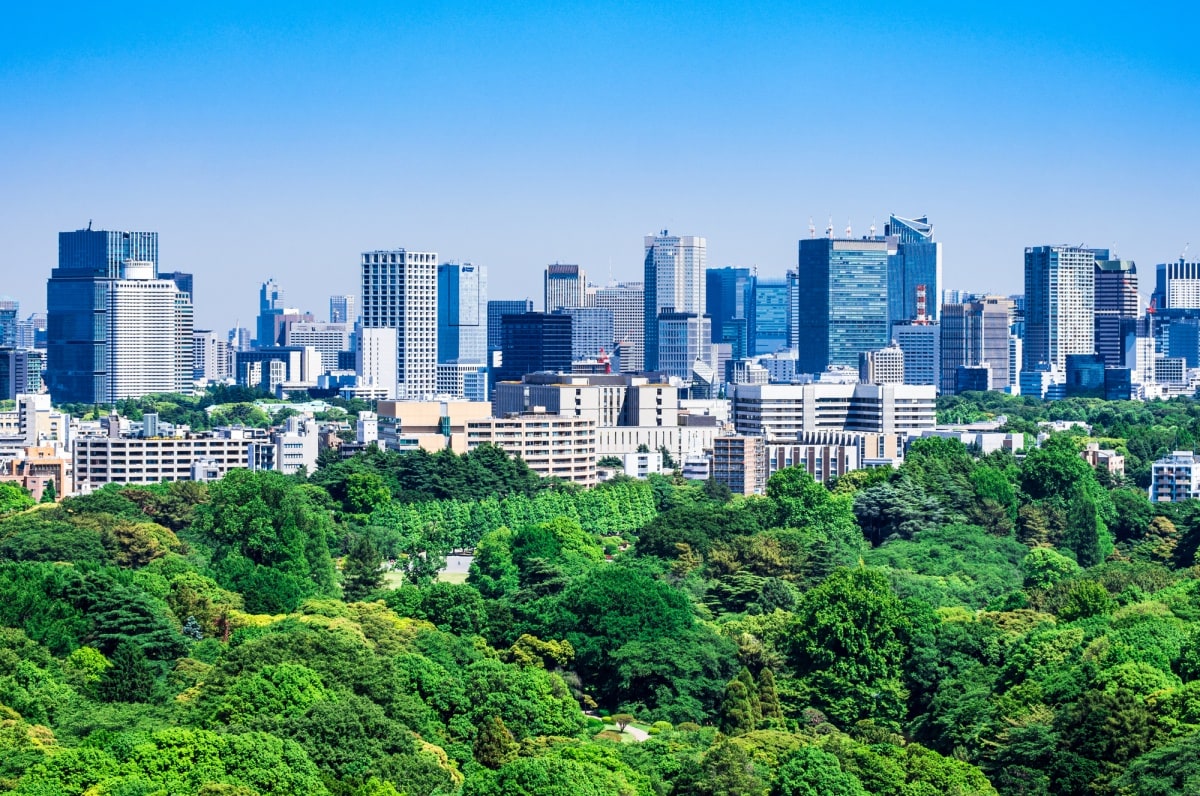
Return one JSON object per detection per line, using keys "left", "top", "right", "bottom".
{"left": 774, "top": 747, "right": 867, "bottom": 796}
{"left": 38, "top": 479, "right": 56, "bottom": 504}
{"left": 97, "top": 639, "right": 156, "bottom": 702}
{"left": 1064, "top": 484, "right": 1108, "bottom": 567}
{"left": 0, "top": 482, "right": 34, "bottom": 514}
{"left": 611, "top": 713, "right": 636, "bottom": 732}
{"left": 342, "top": 534, "right": 385, "bottom": 601}
{"left": 758, "top": 668, "right": 784, "bottom": 725}
{"left": 720, "top": 679, "right": 758, "bottom": 735}
{"left": 473, "top": 716, "right": 518, "bottom": 769}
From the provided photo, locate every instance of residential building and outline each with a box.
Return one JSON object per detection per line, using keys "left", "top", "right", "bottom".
{"left": 73, "top": 426, "right": 267, "bottom": 489}
{"left": 940, "top": 296, "right": 1013, "bottom": 394}
{"left": 1082, "top": 442, "right": 1125, "bottom": 478}
{"left": 589, "top": 281, "right": 644, "bottom": 371}
{"left": 731, "top": 382, "right": 936, "bottom": 442}
{"left": 885, "top": 215, "right": 942, "bottom": 325}
{"left": 766, "top": 431, "right": 904, "bottom": 485}
{"left": 644, "top": 231, "right": 706, "bottom": 370}
{"left": 1024, "top": 246, "right": 1096, "bottom": 371}
{"left": 795, "top": 237, "right": 890, "bottom": 374}
{"left": 544, "top": 263, "right": 586, "bottom": 312}
{"left": 361, "top": 248, "right": 438, "bottom": 399}
{"left": 438, "top": 262, "right": 487, "bottom": 365}
{"left": 1094, "top": 258, "right": 1138, "bottom": 367}
{"left": 466, "top": 410, "right": 597, "bottom": 486}
{"left": 706, "top": 267, "right": 755, "bottom": 359}
{"left": 0, "top": 445, "right": 70, "bottom": 501}
{"left": 1150, "top": 451, "right": 1200, "bottom": 503}
{"left": 712, "top": 435, "right": 767, "bottom": 495}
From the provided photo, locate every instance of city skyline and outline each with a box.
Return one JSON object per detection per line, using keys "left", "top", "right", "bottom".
{"left": 2, "top": 4, "right": 1198, "bottom": 331}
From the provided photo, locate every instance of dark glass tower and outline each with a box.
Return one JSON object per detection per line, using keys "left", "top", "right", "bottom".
{"left": 705, "top": 267, "right": 756, "bottom": 359}
{"left": 437, "top": 262, "right": 487, "bottom": 364}
{"left": 495, "top": 312, "right": 573, "bottom": 386}
{"left": 885, "top": 215, "right": 942, "bottom": 328}
{"left": 795, "top": 237, "right": 889, "bottom": 373}
{"left": 753, "top": 278, "right": 787, "bottom": 354}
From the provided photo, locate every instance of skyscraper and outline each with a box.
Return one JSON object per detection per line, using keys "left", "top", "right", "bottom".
{"left": 644, "top": 230, "right": 706, "bottom": 370}
{"left": 589, "top": 281, "right": 644, "bottom": 371}
{"left": 705, "top": 267, "right": 756, "bottom": 359}
{"left": 794, "top": 237, "right": 890, "bottom": 374}
{"left": 1024, "top": 246, "right": 1096, "bottom": 372}
{"left": 885, "top": 215, "right": 943, "bottom": 327}
{"left": 1094, "top": 257, "right": 1138, "bottom": 367}
{"left": 940, "top": 296, "right": 1013, "bottom": 394}
{"left": 329, "top": 294, "right": 356, "bottom": 324}
{"left": 47, "top": 228, "right": 191, "bottom": 403}
{"left": 438, "top": 262, "right": 487, "bottom": 364}
{"left": 544, "top": 263, "right": 586, "bottom": 312}
{"left": 487, "top": 299, "right": 535, "bottom": 368}
{"left": 257, "top": 278, "right": 285, "bottom": 347}
{"left": 361, "top": 249, "right": 438, "bottom": 399}
{"left": 561, "top": 307, "right": 614, "bottom": 363}
{"left": 496, "top": 312, "right": 572, "bottom": 386}
{"left": 160, "top": 271, "right": 194, "bottom": 303}
{"left": 656, "top": 312, "right": 713, "bottom": 382}
{"left": 0, "top": 298, "right": 18, "bottom": 348}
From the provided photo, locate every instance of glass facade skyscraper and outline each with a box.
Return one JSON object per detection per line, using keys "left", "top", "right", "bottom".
{"left": 487, "top": 299, "right": 535, "bottom": 367}
{"left": 753, "top": 278, "right": 788, "bottom": 354}
{"left": 795, "top": 238, "right": 890, "bottom": 374}
{"left": 885, "top": 215, "right": 942, "bottom": 328}
{"left": 0, "top": 299, "right": 18, "bottom": 348}
{"left": 643, "top": 231, "right": 706, "bottom": 371}
{"left": 496, "top": 312, "right": 573, "bottom": 386}
{"left": 705, "top": 267, "right": 755, "bottom": 359}
{"left": 437, "top": 262, "right": 487, "bottom": 364}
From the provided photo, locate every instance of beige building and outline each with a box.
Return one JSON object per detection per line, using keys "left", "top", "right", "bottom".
{"left": 766, "top": 431, "right": 904, "bottom": 485}
{"left": 713, "top": 435, "right": 767, "bottom": 495}
{"left": 493, "top": 372, "right": 678, "bottom": 428}
{"left": 0, "top": 445, "right": 72, "bottom": 501}
{"left": 73, "top": 427, "right": 265, "bottom": 489}
{"left": 467, "top": 410, "right": 597, "bottom": 486}
{"left": 375, "top": 399, "right": 492, "bottom": 453}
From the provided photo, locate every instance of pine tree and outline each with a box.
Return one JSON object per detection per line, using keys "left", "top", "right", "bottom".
{"left": 758, "top": 668, "right": 784, "bottom": 726}
{"left": 98, "top": 640, "right": 156, "bottom": 703}
{"left": 720, "top": 679, "right": 757, "bottom": 736}
{"left": 39, "top": 479, "right": 56, "bottom": 503}
{"left": 737, "top": 668, "right": 762, "bottom": 724}
{"left": 342, "top": 535, "right": 385, "bottom": 601}
{"left": 473, "top": 715, "right": 519, "bottom": 769}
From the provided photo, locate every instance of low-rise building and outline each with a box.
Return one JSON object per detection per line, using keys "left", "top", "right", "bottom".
{"left": 731, "top": 382, "right": 936, "bottom": 442}
{"left": 375, "top": 399, "right": 492, "bottom": 453}
{"left": 0, "top": 445, "right": 71, "bottom": 501}
{"left": 1150, "top": 451, "right": 1200, "bottom": 503}
{"left": 1081, "top": 442, "right": 1125, "bottom": 478}
{"left": 766, "top": 431, "right": 903, "bottom": 485}
{"left": 73, "top": 426, "right": 268, "bottom": 489}
{"left": 466, "top": 410, "right": 597, "bottom": 486}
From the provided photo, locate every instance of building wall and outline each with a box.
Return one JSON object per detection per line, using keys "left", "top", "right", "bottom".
{"left": 361, "top": 249, "right": 438, "bottom": 399}
{"left": 796, "top": 238, "right": 889, "bottom": 373}
{"left": 467, "top": 413, "right": 597, "bottom": 486}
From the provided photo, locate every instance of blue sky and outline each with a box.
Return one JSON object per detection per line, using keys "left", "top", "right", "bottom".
{"left": 2, "top": 1, "right": 1198, "bottom": 331}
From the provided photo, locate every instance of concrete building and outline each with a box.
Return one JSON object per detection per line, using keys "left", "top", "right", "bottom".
{"left": 356, "top": 328, "right": 399, "bottom": 400}
{"left": 657, "top": 312, "right": 713, "bottom": 382}
{"left": 1024, "top": 246, "right": 1096, "bottom": 372}
{"left": 731, "top": 382, "right": 937, "bottom": 442}
{"left": 940, "top": 296, "right": 1013, "bottom": 394}
{"left": 766, "top": 431, "right": 904, "bottom": 485}
{"left": 437, "top": 362, "right": 489, "bottom": 402}
{"left": 329, "top": 294, "right": 356, "bottom": 324}
{"left": 73, "top": 426, "right": 268, "bottom": 489}
{"left": 273, "top": 416, "right": 320, "bottom": 476}
{"left": 235, "top": 347, "right": 322, "bottom": 392}
{"left": 493, "top": 372, "right": 678, "bottom": 428}
{"left": 544, "top": 264, "right": 586, "bottom": 312}
{"left": 644, "top": 231, "right": 706, "bottom": 370}
{"left": 375, "top": 399, "right": 492, "bottom": 453}
{"left": 892, "top": 322, "right": 939, "bottom": 387}
{"left": 712, "top": 435, "right": 767, "bottom": 495}
{"left": 589, "top": 281, "right": 644, "bottom": 371}
{"left": 1082, "top": 442, "right": 1125, "bottom": 478}
{"left": 0, "top": 445, "right": 71, "bottom": 501}
{"left": 285, "top": 323, "right": 352, "bottom": 373}
{"left": 193, "top": 329, "right": 232, "bottom": 384}
{"left": 361, "top": 249, "right": 438, "bottom": 399}
{"left": 466, "top": 410, "right": 597, "bottom": 486}
{"left": 1151, "top": 451, "right": 1200, "bottom": 503}
{"left": 859, "top": 342, "right": 905, "bottom": 384}
{"left": 0, "top": 348, "right": 44, "bottom": 399}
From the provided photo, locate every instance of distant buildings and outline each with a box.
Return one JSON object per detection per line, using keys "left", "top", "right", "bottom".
{"left": 795, "top": 237, "right": 890, "bottom": 374}
{"left": 859, "top": 342, "right": 905, "bottom": 385}
{"left": 1093, "top": 257, "right": 1139, "bottom": 367}
{"left": 437, "top": 262, "right": 487, "bottom": 365}
{"left": 329, "top": 294, "right": 356, "bottom": 324}
{"left": 589, "top": 282, "right": 644, "bottom": 371}
{"left": 361, "top": 249, "right": 438, "bottom": 399}
{"left": 1150, "top": 451, "right": 1200, "bottom": 503}
{"left": 644, "top": 231, "right": 706, "bottom": 371}
{"left": 731, "top": 382, "right": 937, "bottom": 441}
{"left": 706, "top": 267, "right": 755, "bottom": 360}
{"left": 496, "top": 312, "right": 573, "bottom": 386}
{"left": 1024, "top": 246, "right": 1095, "bottom": 372}
{"left": 940, "top": 296, "right": 1013, "bottom": 394}
{"left": 544, "top": 263, "right": 586, "bottom": 312}
{"left": 754, "top": 277, "right": 789, "bottom": 354}
{"left": 486, "top": 299, "right": 534, "bottom": 369}
{"left": 467, "top": 410, "right": 598, "bottom": 486}
{"left": 886, "top": 215, "right": 942, "bottom": 326}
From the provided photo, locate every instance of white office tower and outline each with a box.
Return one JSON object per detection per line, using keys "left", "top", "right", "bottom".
{"left": 657, "top": 312, "right": 712, "bottom": 381}
{"left": 361, "top": 249, "right": 438, "bottom": 399}
{"left": 106, "top": 261, "right": 193, "bottom": 401}
{"left": 644, "top": 231, "right": 706, "bottom": 370}
{"left": 285, "top": 323, "right": 352, "bottom": 373}
{"left": 329, "top": 294, "right": 356, "bottom": 324}
{"left": 193, "top": 329, "right": 232, "bottom": 383}
{"left": 356, "top": 327, "right": 399, "bottom": 400}
{"left": 590, "top": 281, "right": 644, "bottom": 371}
{"left": 1024, "top": 246, "right": 1095, "bottom": 371}
{"left": 544, "top": 263, "right": 586, "bottom": 312}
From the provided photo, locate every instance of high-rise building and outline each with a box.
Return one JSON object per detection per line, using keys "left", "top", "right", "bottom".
{"left": 0, "top": 299, "right": 18, "bottom": 348}
{"left": 1024, "top": 246, "right": 1096, "bottom": 372}
{"left": 544, "top": 264, "right": 586, "bottom": 312}
{"left": 1157, "top": 258, "right": 1200, "bottom": 309}
{"left": 193, "top": 330, "right": 232, "bottom": 383}
{"left": 47, "top": 228, "right": 191, "bottom": 403}
{"left": 589, "top": 282, "right": 644, "bottom": 371}
{"left": 0, "top": 348, "right": 43, "bottom": 399}
{"left": 496, "top": 312, "right": 573, "bottom": 386}
{"left": 438, "top": 262, "right": 487, "bottom": 364}
{"left": 656, "top": 312, "right": 712, "bottom": 381}
{"left": 160, "top": 271, "right": 194, "bottom": 303}
{"left": 561, "top": 307, "right": 614, "bottom": 363}
{"left": 644, "top": 231, "right": 706, "bottom": 370}
{"left": 228, "top": 327, "right": 252, "bottom": 352}
{"left": 1094, "top": 258, "right": 1138, "bottom": 367}
{"left": 754, "top": 277, "right": 788, "bottom": 354}
{"left": 285, "top": 323, "right": 353, "bottom": 373}
{"left": 859, "top": 342, "right": 905, "bottom": 384}
{"left": 361, "top": 249, "right": 438, "bottom": 399}
{"left": 885, "top": 215, "right": 942, "bottom": 326}
{"left": 940, "top": 296, "right": 1013, "bottom": 394}
{"left": 356, "top": 328, "right": 399, "bottom": 399}
{"left": 256, "top": 279, "right": 285, "bottom": 348}
{"left": 487, "top": 299, "right": 535, "bottom": 368}
{"left": 15, "top": 313, "right": 46, "bottom": 351}
{"left": 706, "top": 267, "right": 756, "bottom": 360}
{"left": 795, "top": 237, "right": 890, "bottom": 374}
{"left": 893, "top": 323, "right": 940, "bottom": 387}
{"left": 329, "top": 294, "right": 356, "bottom": 324}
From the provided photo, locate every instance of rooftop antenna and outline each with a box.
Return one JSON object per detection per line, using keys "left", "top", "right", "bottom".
{"left": 869, "top": 218, "right": 876, "bottom": 237}
{"left": 825, "top": 216, "right": 833, "bottom": 238}
{"left": 845, "top": 220, "right": 853, "bottom": 238}
{"left": 808, "top": 218, "right": 816, "bottom": 239}
{"left": 1182, "top": 243, "right": 1191, "bottom": 261}
{"left": 87, "top": 219, "right": 93, "bottom": 231}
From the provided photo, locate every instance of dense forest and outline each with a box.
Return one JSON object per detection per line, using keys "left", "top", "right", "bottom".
{"left": 3, "top": 400, "right": 1200, "bottom": 794}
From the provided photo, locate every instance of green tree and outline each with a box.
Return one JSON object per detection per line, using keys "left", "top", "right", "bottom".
{"left": 721, "top": 678, "right": 759, "bottom": 735}
{"left": 342, "top": 534, "right": 385, "bottom": 601}
{"left": 97, "top": 639, "right": 156, "bottom": 703}
{"left": 1064, "top": 484, "right": 1108, "bottom": 567}
{"left": 473, "top": 715, "right": 518, "bottom": 769}
{"left": 758, "top": 668, "right": 784, "bottom": 725}
{"left": 37, "top": 480, "right": 56, "bottom": 504}
{"left": 774, "top": 747, "right": 867, "bottom": 796}
{"left": 0, "top": 482, "right": 34, "bottom": 514}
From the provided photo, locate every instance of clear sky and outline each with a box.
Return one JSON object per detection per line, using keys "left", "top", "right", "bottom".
{"left": 3, "top": 1, "right": 1199, "bottom": 332}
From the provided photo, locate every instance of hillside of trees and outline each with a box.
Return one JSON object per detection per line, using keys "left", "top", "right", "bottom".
{"left": 2, "top": 421, "right": 1200, "bottom": 794}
